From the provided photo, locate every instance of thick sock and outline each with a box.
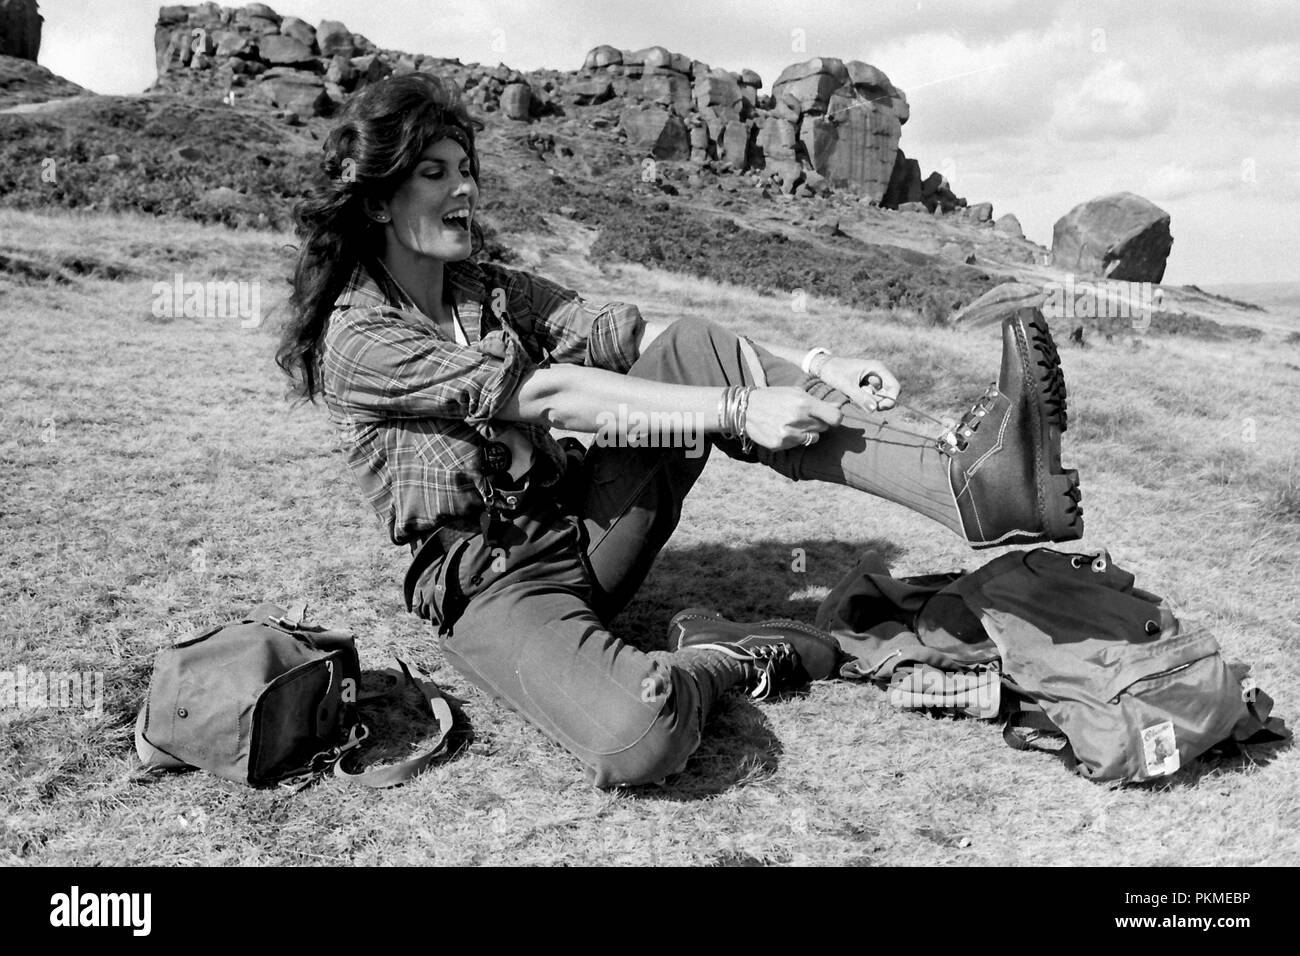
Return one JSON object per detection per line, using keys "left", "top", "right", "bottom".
{"left": 768, "top": 402, "right": 966, "bottom": 536}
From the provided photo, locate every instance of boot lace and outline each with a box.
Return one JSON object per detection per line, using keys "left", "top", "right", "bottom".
{"left": 745, "top": 642, "right": 800, "bottom": 700}
{"left": 937, "top": 384, "right": 1000, "bottom": 456}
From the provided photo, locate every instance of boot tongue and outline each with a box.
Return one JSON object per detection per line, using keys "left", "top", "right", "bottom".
{"left": 999, "top": 317, "right": 1022, "bottom": 394}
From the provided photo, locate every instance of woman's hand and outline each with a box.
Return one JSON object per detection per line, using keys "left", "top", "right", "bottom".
{"left": 817, "top": 357, "right": 901, "bottom": 412}
{"left": 743, "top": 387, "right": 844, "bottom": 450}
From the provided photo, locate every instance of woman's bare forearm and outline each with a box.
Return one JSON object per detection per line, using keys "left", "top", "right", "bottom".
{"left": 495, "top": 363, "right": 723, "bottom": 433}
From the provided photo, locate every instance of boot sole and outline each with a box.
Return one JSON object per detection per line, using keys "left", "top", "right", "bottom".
{"left": 976, "top": 308, "right": 1082, "bottom": 548}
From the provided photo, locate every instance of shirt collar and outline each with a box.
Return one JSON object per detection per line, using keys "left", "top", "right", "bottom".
{"left": 333, "top": 257, "right": 487, "bottom": 313}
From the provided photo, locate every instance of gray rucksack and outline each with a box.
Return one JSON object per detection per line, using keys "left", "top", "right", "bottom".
{"left": 135, "top": 601, "right": 453, "bottom": 788}
{"left": 817, "top": 548, "right": 1287, "bottom": 783}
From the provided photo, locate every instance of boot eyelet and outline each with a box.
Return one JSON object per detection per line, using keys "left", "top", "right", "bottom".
{"left": 1091, "top": 555, "right": 1108, "bottom": 573}
{"left": 1070, "top": 555, "right": 1086, "bottom": 568}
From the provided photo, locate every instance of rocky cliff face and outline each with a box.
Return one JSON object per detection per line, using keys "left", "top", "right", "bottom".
{"left": 149, "top": 3, "right": 980, "bottom": 215}
{"left": 0, "top": 0, "right": 42, "bottom": 61}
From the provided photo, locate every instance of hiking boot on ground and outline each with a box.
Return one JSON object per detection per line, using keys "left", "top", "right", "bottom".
{"left": 669, "top": 607, "right": 843, "bottom": 701}
{"left": 941, "top": 307, "right": 1083, "bottom": 549}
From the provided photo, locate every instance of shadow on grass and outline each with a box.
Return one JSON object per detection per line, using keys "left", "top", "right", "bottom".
{"left": 611, "top": 536, "right": 906, "bottom": 652}
{"left": 345, "top": 669, "right": 478, "bottom": 776}
{"left": 611, "top": 536, "right": 903, "bottom": 799}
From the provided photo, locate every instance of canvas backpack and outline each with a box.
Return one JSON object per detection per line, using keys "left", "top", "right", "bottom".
{"left": 135, "top": 601, "right": 453, "bottom": 788}
{"left": 817, "top": 548, "right": 1288, "bottom": 783}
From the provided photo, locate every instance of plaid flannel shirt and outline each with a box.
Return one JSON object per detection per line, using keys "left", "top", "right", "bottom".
{"left": 321, "top": 257, "right": 644, "bottom": 546}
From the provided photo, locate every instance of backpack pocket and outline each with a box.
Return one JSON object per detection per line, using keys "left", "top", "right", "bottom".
{"left": 248, "top": 657, "right": 342, "bottom": 786}
{"left": 1076, "top": 629, "right": 1246, "bottom": 782}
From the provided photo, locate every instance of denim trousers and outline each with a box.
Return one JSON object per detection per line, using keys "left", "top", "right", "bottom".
{"left": 407, "top": 318, "right": 958, "bottom": 787}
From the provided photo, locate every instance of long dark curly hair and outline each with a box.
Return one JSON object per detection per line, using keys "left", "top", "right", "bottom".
{"left": 278, "top": 73, "right": 485, "bottom": 403}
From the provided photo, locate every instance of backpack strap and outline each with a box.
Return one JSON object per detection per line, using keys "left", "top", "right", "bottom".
{"left": 1002, "top": 695, "right": 1078, "bottom": 772}
{"left": 333, "top": 659, "right": 454, "bottom": 789}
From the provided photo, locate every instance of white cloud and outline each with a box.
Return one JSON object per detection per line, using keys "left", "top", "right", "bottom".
{"left": 1050, "top": 60, "right": 1175, "bottom": 140}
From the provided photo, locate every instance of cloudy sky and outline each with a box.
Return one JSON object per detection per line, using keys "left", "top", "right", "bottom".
{"left": 38, "top": 0, "right": 1300, "bottom": 285}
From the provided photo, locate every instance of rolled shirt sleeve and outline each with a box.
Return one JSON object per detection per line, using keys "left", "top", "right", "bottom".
{"left": 494, "top": 267, "right": 644, "bottom": 373}
{"left": 322, "top": 305, "right": 534, "bottom": 426}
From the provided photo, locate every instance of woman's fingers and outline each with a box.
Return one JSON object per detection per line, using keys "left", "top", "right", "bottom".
{"left": 743, "top": 389, "right": 844, "bottom": 450}
{"left": 806, "top": 397, "right": 844, "bottom": 429}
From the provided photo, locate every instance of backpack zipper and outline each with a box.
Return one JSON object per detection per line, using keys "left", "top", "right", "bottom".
{"left": 1110, "top": 659, "right": 1199, "bottom": 703}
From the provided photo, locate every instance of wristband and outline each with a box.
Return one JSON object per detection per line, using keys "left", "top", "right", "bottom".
{"left": 801, "top": 347, "right": 831, "bottom": 376}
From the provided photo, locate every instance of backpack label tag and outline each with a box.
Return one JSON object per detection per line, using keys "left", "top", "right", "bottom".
{"left": 1141, "top": 720, "right": 1180, "bottom": 776}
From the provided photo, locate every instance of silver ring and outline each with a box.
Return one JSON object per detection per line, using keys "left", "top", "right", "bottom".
{"left": 803, "top": 433, "right": 818, "bottom": 446}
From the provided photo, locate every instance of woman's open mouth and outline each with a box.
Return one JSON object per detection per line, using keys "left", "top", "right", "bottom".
{"left": 441, "top": 209, "right": 472, "bottom": 232}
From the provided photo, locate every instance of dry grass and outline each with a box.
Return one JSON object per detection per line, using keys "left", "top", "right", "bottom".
{"left": 2, "top": 208, "right": 1298, "bottom": 866}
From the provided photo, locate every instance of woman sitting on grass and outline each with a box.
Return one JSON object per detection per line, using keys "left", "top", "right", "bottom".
{"left": 277, "top": 73, "right": 1081, "bottom": 787}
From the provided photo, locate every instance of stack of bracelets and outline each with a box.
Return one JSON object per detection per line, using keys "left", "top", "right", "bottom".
{"left": 717, "top": 385, "right": 755, "bottom": 455}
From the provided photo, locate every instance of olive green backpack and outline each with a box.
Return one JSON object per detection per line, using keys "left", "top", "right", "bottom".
{"left": 818, "top": 548, "right": 1288, "bottom": 783}
{"left": 135, "top": 601, "right": 453, "bottom": 789}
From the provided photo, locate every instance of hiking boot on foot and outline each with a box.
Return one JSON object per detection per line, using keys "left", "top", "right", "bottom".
{"left": 941, "top": 307, "right": 1083, "bottom": 549}
{"left": 670, "top": 607, "right": 843, "bottom": 701}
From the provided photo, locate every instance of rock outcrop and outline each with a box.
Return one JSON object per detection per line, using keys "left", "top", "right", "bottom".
{"left": 0, "top": 54, "right": 84, "bottom": 108}
{"left": 141, "top": 5, "right": 997, "bottom": 220}
{"left": 1051, "top": 192, "right": 1173, "bottom": 282}
{"left": 151, "top": 3, "right": 513, "bottom": 120}
{"left": 0, "top": 0, "right": 41, "bottom": 60}
{"left": 764, "top": 57, "right": 909, "bottom": 202}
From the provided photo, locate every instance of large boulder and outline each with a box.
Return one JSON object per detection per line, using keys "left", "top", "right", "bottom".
{"left": 256, "top": 70, "right": 329, "bottom": 116}
{"left": 0, "top": 0, "right": 42, "bottom": 60}
{"left": 566, "top": 77, "right": 613, "bottom": 105}
{"left": 214, "top": 30, "right": 257, "bottom": 58}
{"left": 316, "top": 19, "right": 354, "bottom": 58}
{"left": 953, "top": 282, "right": 1045, "bottom": 327}
{"left": 258, "top": 34, "right": 315, "bottom": 66}
{"left": 694, "top": 68, "right": 743, "bottom": 114}
{"left": 1051, "top": 192, "right": 1173, "bottom": 282}
{"left": 754, "top": 115, "right": 798, "bottom": 163}
{"left": 618, "top": 106, "right": 689, "bottom": 160}
{"left": 324, "top": 54, "right": 356, "bottom": 88}
{"left": 845, "top": 61, "right": 908, "bottom": 125}
{"left": 799, "top": 91, "right": 901, "bottom": 201}
{"left": 278, "top": 16, "right": 317, "bottom": 51}
{"left": 631, "top": 45, "right": 691, "bottom": 75}
{"left": 236, "top": 3, "right": 280, "bottom": 22}
{"left": 994, "top": 214, "right": 1024, "bottom": 238}
{"left": 632, "top": 70, "right": 692, "bottom": 116}
{"left": 582, "top": 44, "right": 622, "bottom": 70}
{"left": 882, "top": 149, "right": 922, "bottom": 208}
{"left": 500, "top": 81, "right": 532, "bottom": 120}
{"left": 771, "top": 57, "right": 848, "bottom": 114}
{"left": 349, "top": 53, "right": 391, "bottom": 89}
{"left": 719, "top": 120, "right": 751, "bottom": 169}
{"left": 921, "top": 171, "right": 964, "bottom": 213}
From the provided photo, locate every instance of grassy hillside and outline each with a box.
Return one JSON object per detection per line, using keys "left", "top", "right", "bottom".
{"left": 1, "top": 90, "right": 1007, "bottom": 317}
{"left": 1, "top": 208, "right": 1297, "bottom": 865}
